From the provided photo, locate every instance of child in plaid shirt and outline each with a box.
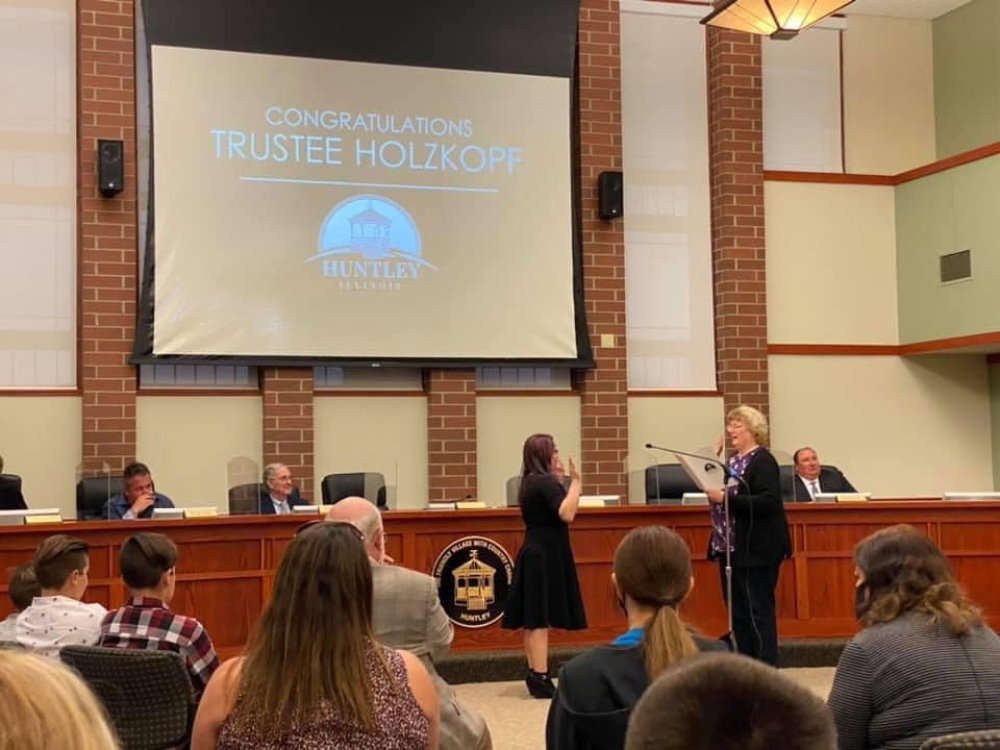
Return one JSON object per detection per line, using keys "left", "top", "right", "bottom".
{"left": 98, "top": 533, "right": 219, "bottom": 695}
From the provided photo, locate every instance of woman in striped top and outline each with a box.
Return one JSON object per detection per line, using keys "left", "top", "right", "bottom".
{"left": 828, "top": 524, "right": 1000, "bottom": 750}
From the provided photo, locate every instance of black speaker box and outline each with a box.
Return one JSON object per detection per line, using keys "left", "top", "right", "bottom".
{"left": 598, "top": 170, "right": 623, "bottom": 220}
{"left": 98, "top": 139, "right": 124, "bottom": 198}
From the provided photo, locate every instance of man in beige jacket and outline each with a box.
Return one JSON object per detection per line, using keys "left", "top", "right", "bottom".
{"left": 327, "top": 497, "right": 492, "bottom": 750}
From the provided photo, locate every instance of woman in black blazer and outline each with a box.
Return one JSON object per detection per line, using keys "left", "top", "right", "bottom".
{"left": 705, "top": 405, "right": 791, "bottom": 666}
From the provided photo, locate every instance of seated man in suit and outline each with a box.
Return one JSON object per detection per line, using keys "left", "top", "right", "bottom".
{"left": 258, "top": 463, "right": 307, "bottom": 514}
{"left": 791, "top": 447, "right": 856, "bottom": 501}
{"left": 326, "top": 497, "right": 492, "bottom": 750}
{"left": 104, "top": 462, "right": 175, "bottom": 520}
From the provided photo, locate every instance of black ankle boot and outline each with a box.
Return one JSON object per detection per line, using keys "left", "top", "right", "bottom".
{"left": 525, "top": 669, "right": 555, "bottom": 699}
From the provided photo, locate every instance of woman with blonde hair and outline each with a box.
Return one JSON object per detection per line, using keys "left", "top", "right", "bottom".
{"left": 0, "top": 649, "right": 119, "bottom": 749}
{"left": 706, "top": 404, "right": 790, "bottom": 666}
{"left": 828, "top": 524, "right": 1000, "bottom": 750}
{"left": 192, "top": 522, "right": 440, "bottom": 749}
{"left": 545, "top": 526, "right": 726, "bottom": 750}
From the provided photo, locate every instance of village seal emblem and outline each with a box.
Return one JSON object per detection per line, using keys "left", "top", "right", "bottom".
{"left": 432, "top": 536, "right": 514, "bottom": 628}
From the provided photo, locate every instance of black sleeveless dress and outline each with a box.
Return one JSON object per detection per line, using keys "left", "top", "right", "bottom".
{"left": 502, "top": 473, "right": 587, "bottom": 630}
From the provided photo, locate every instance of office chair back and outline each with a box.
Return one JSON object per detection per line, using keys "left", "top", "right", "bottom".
{"left": 0, "top": 474, "right": 26, "bottom": 511}
{"left": 228, "top": 482, "right": 264, "bottom": 515}
{"left": 919, "top": 730, "right": 1000, "bottom": 749}
{"left": 76, "top": 476, "right": 125, "bottom": 520}
{"left": 644, "top": 464, "right": 700, "bottom": 504}
{"left": 506, "top": 476, "right": 520, "bottom": 507}
{"left": 321, "top": 472, "right": 387, "bottom": 509}
{"left": 60, "top": 646, "right": 196, "bottom": 750}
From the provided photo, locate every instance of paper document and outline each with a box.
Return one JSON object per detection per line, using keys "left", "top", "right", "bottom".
{"left": 674, "top": 447, "right": 728, "bottom": 491}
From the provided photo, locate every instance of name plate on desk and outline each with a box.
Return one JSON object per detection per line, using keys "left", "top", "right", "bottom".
{"left": 455, "top": 501, "right": 487, "bottom": 510}
{"left": 0, "top": 508, "right": 61, "bottom": 525}
{"left": 835, "top": 493, "right": 870, "bottom": 503}
{"left": 943, "top": 492, "right": 1000, "bottom": 501}
{"left": 292, "top": 504, "right": 321, "bottom": 515}
{"left": 183, "top": 507, "right": 218, "bottom": 519}
{"left": 579, "top": 495, "right": 620, "bottom": 508}
{"left": 152, "top": 508, "right": 184, "bottom": 520}
{"left": 681, "top": 493, "right": 709, "bottom": 506}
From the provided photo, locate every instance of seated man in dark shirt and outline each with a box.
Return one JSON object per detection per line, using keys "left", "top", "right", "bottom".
{"left": 104, "top": 462, "right": 175, "bottom": 520}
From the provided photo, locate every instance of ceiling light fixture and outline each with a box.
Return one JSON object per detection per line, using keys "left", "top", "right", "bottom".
{"left": 700, "top": 0, "right": 856, "bottom": 40}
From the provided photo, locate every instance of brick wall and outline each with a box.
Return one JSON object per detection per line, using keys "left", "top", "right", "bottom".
{"left": 261, "top": 368, "right": 314, "bottom": 498}
{"left": 575, "top": 0, "right": 628, "bottom": 496}
{"left": 425, "top": 370, "right": 477, "bottom": 502}
{"left": 707, "top": 27, "right": 769, "bottom": 417}
{"left": 79, "top": 0, "right": 138, "bottom": 475}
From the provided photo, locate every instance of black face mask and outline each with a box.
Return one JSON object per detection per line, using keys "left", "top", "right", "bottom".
{"left": 854, "top": 583, "right": 870, "bottom": 622}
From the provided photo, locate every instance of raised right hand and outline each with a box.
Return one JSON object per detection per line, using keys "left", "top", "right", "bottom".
{"left": 568, "top": 457, "right": 581, "bottom": 482}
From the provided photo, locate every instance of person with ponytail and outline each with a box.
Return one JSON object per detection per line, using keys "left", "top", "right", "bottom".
{"left": 828, "top": 524, "right": 1000, "bottom": 750}
{"left": 545, "top": 526, "right": 726, "bottom": 750}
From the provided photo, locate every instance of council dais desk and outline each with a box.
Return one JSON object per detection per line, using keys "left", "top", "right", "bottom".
{"left": 1, "top": 502, "right": 997, "bottom": 658}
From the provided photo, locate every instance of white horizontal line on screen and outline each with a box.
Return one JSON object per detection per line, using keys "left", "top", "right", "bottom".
{"left": 239, "top": 176, "right": 498, "bottom": 193}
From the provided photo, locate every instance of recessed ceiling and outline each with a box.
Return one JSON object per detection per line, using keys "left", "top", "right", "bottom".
{"left": 843, "top": 0, "right": 973, "bottom": 20}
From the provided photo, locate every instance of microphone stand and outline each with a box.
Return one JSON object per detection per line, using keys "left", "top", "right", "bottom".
{"left": 645, "top": 442, "right": 741, "bottom": 650}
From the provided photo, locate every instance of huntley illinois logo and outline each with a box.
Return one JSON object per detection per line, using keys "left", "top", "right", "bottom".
{"left": 306, "top": 194, "right": 437, "bottom": 292}
{"left": 432, "top": 536, "right": 514, "bottom": 628}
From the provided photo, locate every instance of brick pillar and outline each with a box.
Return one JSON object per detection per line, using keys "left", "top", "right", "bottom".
{"left": 425, "top": 370, "right": 476, "bottom": 502}
{"left": 576, "top": 0, "right": 628, "bottom": 496}
{"left": 261, "top": 368, "right": 314, "bottom": 497}
{"left": 79, "top": 0, "right": 138, "bottom": 475}
{"left": 707, "top": 28, "right": 769, "bottom": 416}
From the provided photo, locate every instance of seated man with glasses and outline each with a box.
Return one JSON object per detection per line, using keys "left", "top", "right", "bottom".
{"left": 258, "top": 463, "right": 309, "bottom": 514}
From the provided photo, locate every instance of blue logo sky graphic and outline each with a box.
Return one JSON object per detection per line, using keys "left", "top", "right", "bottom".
{"left": 308, "top": 195, "right": 435, "bottom": 290}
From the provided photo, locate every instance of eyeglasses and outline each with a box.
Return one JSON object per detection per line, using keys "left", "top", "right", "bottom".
{"left": 294, "top": 519, "right": 365, "bottom": 542}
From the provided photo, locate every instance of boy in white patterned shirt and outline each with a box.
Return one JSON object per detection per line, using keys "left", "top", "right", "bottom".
{"left": 15, "top": 534, "right": 107, "bottom": 657}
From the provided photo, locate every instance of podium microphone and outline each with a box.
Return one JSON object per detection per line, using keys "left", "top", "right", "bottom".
{"left": 644, "top": 441, "right": 737, "bottom": 651}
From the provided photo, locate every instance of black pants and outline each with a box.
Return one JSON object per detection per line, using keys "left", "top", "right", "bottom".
{"left": 718, "top": 560, "right": 781, "bottom": 666}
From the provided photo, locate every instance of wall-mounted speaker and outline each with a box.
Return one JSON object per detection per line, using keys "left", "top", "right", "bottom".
{"left": 97, "top": 139, "right": 124, "bottom": 198}
{"left": 598, "top": 170, "right": 623, "bottom": 220}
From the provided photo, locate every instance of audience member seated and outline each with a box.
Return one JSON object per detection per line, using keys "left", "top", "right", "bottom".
{"left": 98, "top": 532, "right": 220, "bottom": 696}
{"left": 0, "top": 562, "right": 41, "bottom": 642}
{"left": 258, "top": 463, "right": 308, "bottom": 514}
{"left": 191, "top": 522, "right": 440, "bottom": 749}
{"left": 546, "top": 526, "right": 726, "bottom": 750}
{"left": 16, "top": 535, "right": 107, "bottom": 657}
{"left": 828, "top": 524, "right": 1000, "bottom": 750}
{"left": 0, "top": 649, "right": 119, "bottom": 750}
{"left": 104, "top": 461, "right": 175, "bottom": 520}
{"left": 791, "top": 447, "right": 856, "bottom": 501}
{"left": 625, "top": 652, "right": 836, "bottom": 750}
{"left": 327, "top": 497, "right": 491, "bottom": 750}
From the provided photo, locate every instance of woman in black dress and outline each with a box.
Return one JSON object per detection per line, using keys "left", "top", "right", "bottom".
{"left": 502, "top": 433, "right": 587, "bottom": 699}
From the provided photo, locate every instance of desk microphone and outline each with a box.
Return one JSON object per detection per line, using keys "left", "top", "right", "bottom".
{"left": 644, "top": 443, "right": 741, "bottom": 483}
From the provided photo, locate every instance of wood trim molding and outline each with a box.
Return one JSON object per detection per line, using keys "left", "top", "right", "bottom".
{"left": 764, "top": 142, "right": 1000, "bottom": 187}
{"left": 767, "top": 344, "right": 899, "bottom": 356}
{"left": 770, "top": 334, "right": 1000, "bottom": 357}
{"left": 898, "top": 331, "right": 1000, "bottom": 355}
{"left": 763, "top": 171, "right": 895, "bottom": 186}
{"left": 137, "top": 389, "right": 261, "bottom": 397}
{"left": 895, "top": 142, "right": 1000, "bottom": 185}
{"left": 626, "top": 389, "right": 722, "bottom": 397}
{"left": 474, "top": 389, "right": 579, "bottom": 398}
{"left": 0, "top": 389, "right": 82, "bottom": 397}
{"left": 312, "top": 389, "right": 426, "bottom": 397}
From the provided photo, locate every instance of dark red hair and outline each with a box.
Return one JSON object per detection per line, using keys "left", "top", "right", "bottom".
{"left": 518, "top": 433, "right": 556, "bottom": 506}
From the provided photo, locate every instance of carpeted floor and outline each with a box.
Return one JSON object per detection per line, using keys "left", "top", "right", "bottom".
{"left": 453, "top": 667, "right": 837, "bottom": 750}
